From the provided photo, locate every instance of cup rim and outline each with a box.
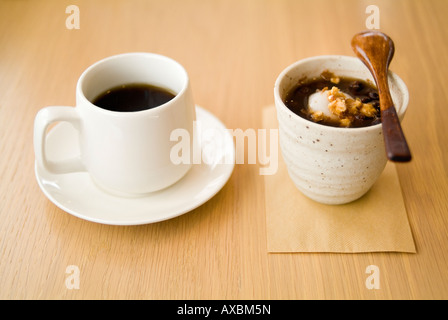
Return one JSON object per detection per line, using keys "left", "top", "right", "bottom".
{"left": 76, "top": 52, "right": 189, "bottom": 116}
{"left": 274, "top": 55, "right": 409, "bottom": 132}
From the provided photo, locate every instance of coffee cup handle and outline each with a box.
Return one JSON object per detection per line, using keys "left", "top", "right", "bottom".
{"left": 34, "top": 106, "right": 86, "bottom": 174}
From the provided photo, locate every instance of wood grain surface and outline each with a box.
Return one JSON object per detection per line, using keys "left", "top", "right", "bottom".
{"left": 1, "top": 0, "right": 447, "bottom": 299}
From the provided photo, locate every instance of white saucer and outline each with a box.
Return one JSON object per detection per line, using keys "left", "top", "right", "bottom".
{"left": 35, "top": 106, "right": 235, "bottom": 225}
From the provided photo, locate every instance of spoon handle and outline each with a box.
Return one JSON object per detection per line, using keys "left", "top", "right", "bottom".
{"left": 375, "top": 67, "right": 412, "bottom": 162}
{"left": 380, "top": 101, "right": 412, "bottom": 162}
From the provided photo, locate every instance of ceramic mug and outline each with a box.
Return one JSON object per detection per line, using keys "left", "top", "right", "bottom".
{"left": 274, "top": 55, "right": 409, "bottom": 205}
{"left": 34, "top": 52, "right": 196, "bottom": 196}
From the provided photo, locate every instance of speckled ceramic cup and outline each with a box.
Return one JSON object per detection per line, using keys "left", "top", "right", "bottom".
{"left": 274, "top": 55, "right": 409, "bottom": 205}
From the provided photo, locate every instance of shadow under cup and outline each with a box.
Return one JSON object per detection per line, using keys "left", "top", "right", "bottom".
{"left": 76, "top": 53, "right": 196, "bottom": 196}
{"left": 274, "top": 55, "right": 409, "bottom": 205}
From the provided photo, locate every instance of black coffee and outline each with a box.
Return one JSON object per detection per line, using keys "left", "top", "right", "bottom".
{"left": 92, "top": 83, "right": 176, "bottom": 112}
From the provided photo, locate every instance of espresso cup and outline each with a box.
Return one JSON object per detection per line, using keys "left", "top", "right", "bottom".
{"left": 274, "top": 55, "right": 409, "bottom": 205}
{"left": 34, "top": 52, "right": 196, "bottom": 196}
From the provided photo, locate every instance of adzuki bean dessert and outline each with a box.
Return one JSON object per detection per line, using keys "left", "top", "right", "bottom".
{"left": 284, "top": 71, "right": 381, "bottom": 128}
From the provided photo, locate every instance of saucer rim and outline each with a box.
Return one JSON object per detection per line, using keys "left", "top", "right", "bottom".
{"left": 34, "top": 106, "right": 235, "bottom": 225}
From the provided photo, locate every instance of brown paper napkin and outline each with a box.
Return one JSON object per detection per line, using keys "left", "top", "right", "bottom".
{"left": 262, "top": 106, "right": 416, "bottom": 253}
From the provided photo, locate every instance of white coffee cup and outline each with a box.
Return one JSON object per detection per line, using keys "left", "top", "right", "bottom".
{"left": 274, "top": 55, "right": 409, "bottom": 205}
{"left": 34, "top": 52, "right": 196, "bottom": 196}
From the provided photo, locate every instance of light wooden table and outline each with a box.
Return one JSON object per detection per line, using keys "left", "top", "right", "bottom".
{"left": 1, "top": 0, "right": 447, "bottom": 300}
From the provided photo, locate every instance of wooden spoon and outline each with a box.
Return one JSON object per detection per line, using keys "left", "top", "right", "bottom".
{"left": 351, "top": 31, "right": 411, "bottom": 162}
